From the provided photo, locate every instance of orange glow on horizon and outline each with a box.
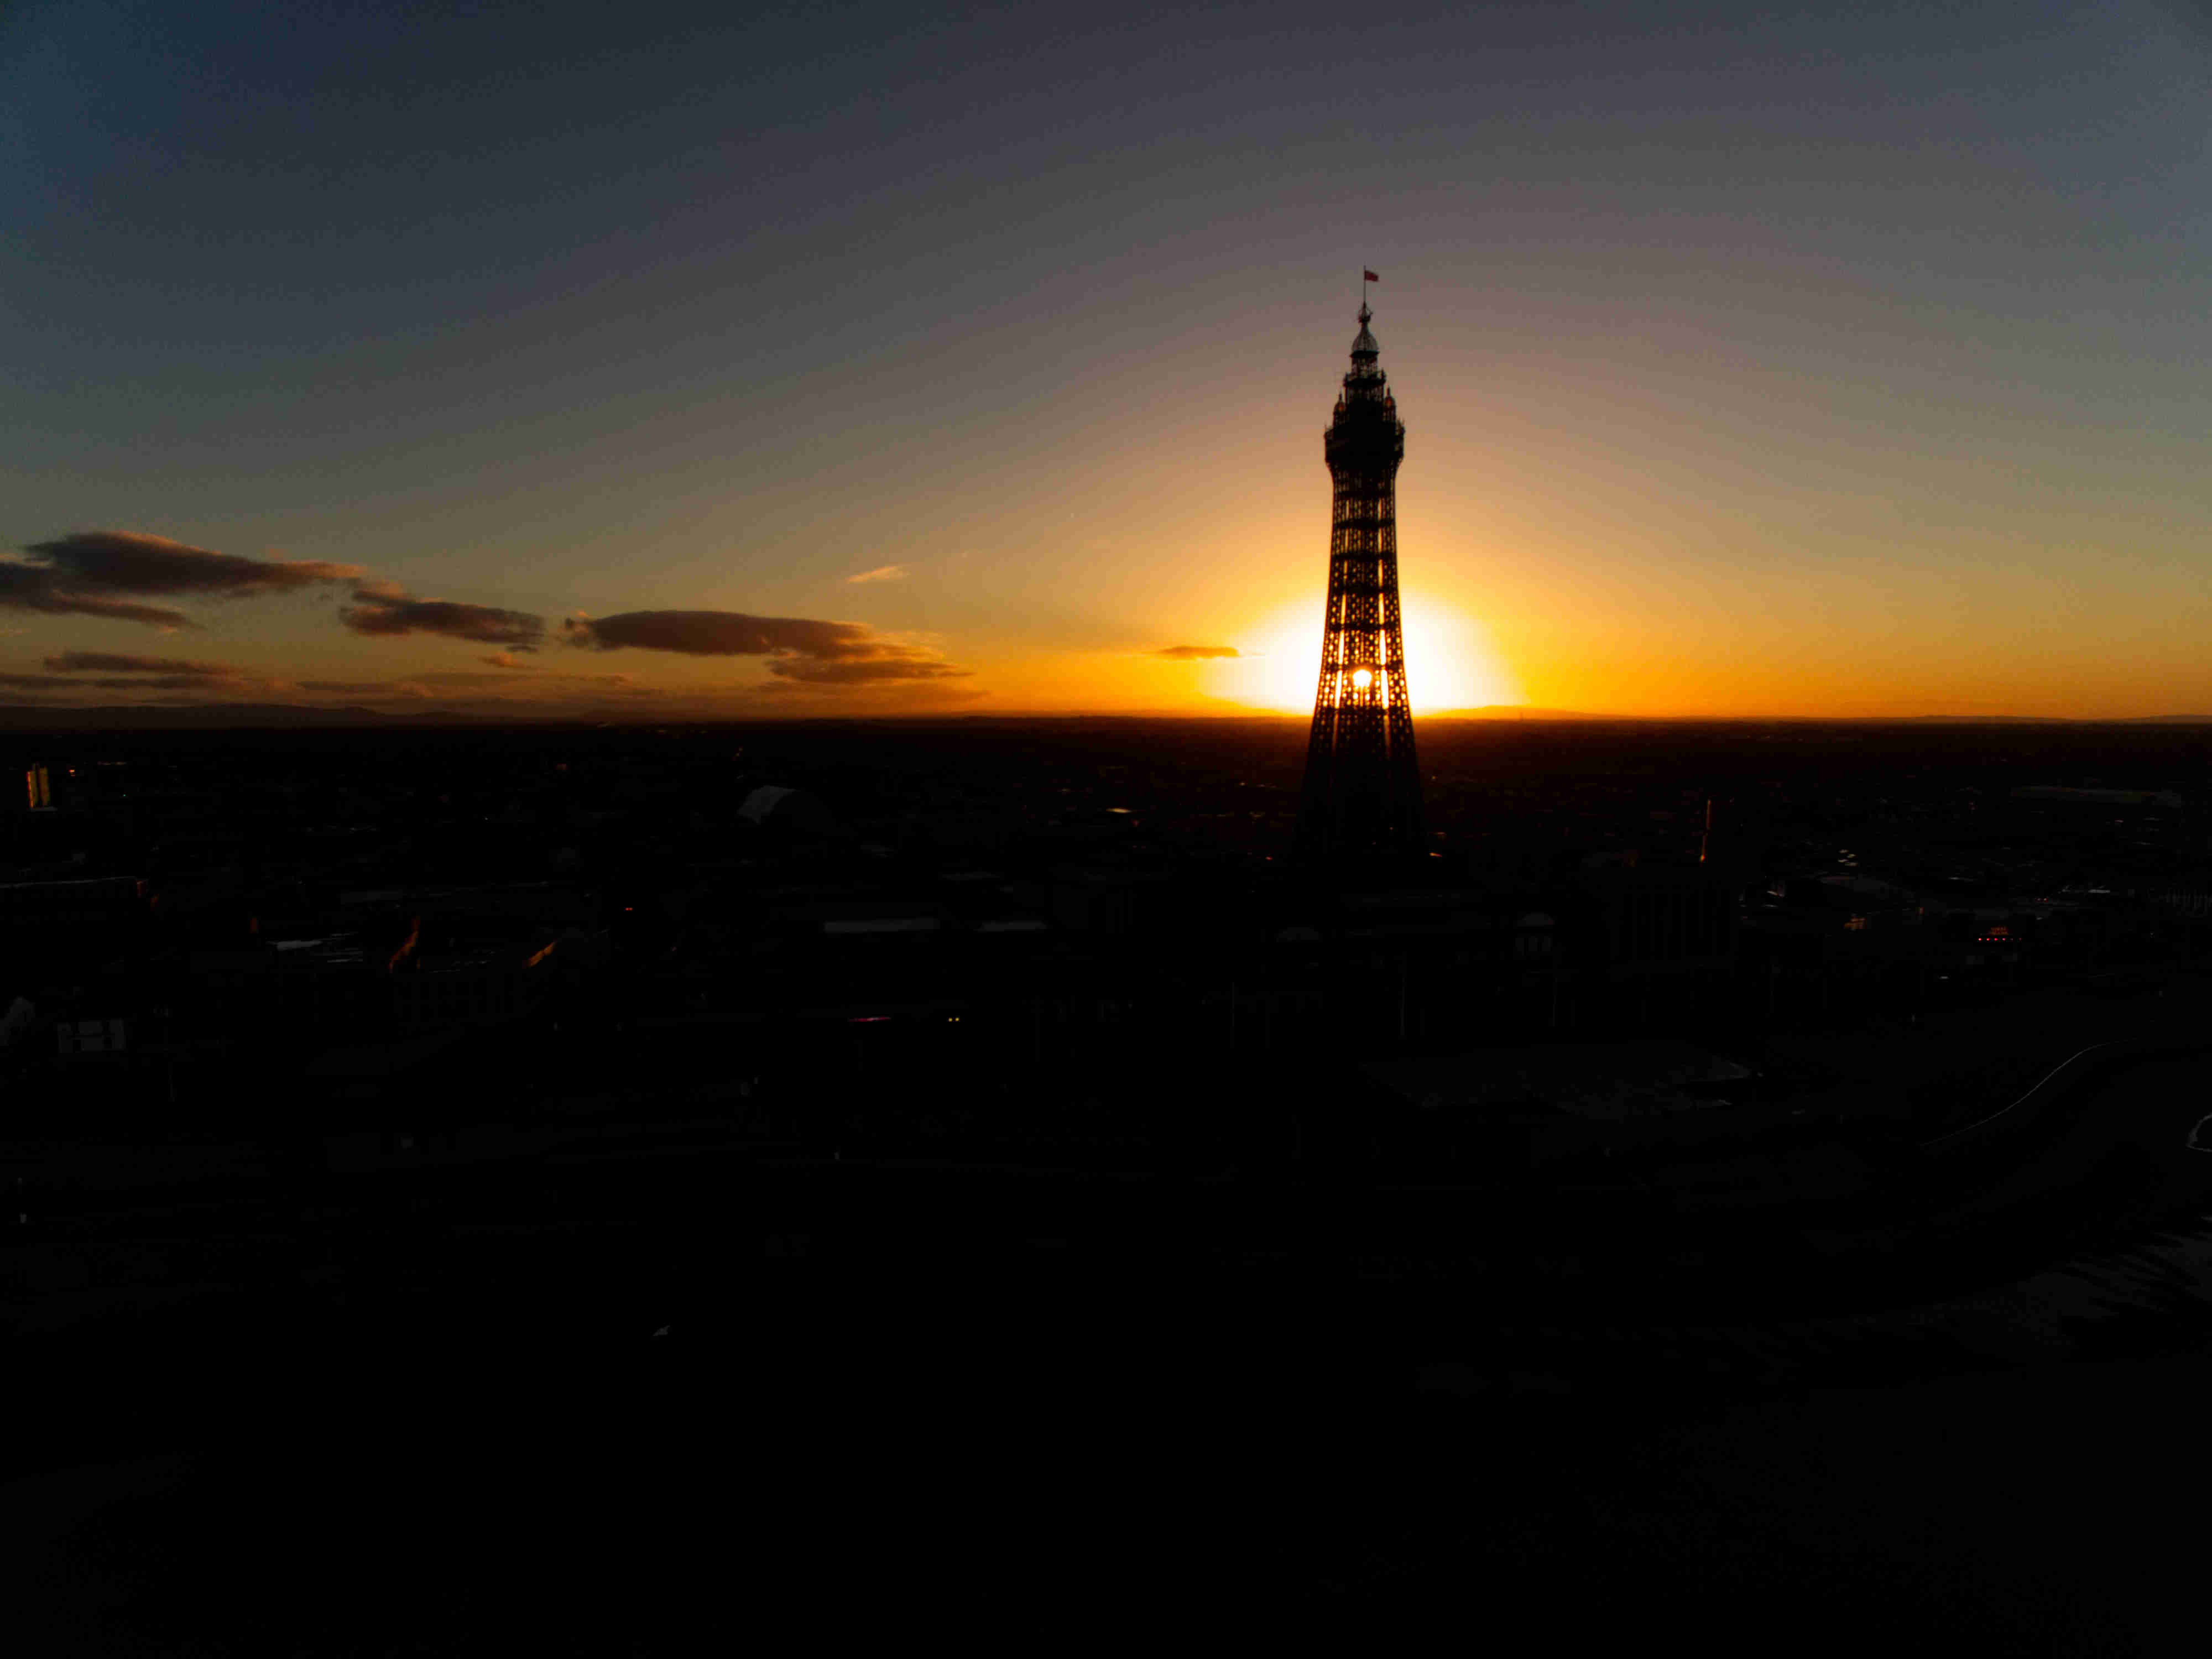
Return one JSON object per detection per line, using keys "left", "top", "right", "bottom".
{"left": 1211, "top": 592, "right": 1522, "bottom": 716}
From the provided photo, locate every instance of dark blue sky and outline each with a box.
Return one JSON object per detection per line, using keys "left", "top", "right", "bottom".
{"left": 6, "top": 1, "right": 2209, "bottom": 715}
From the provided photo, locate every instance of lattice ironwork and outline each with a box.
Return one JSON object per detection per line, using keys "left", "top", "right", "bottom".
{"left": 1297, "top": 301, "right": 1425, "bottom": 865}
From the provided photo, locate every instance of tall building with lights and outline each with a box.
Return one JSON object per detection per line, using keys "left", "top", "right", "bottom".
{"left": 1296, "top": 300, "right": 1425, "bottom": 865}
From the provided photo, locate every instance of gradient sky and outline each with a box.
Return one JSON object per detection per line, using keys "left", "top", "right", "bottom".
{"left": 6, "top": 1, "right": 2210, "bottom": 718}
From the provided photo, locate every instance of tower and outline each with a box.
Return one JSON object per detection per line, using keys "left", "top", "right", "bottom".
{"left": 1296, "top": 300, "right": 1425, "bottom": 866}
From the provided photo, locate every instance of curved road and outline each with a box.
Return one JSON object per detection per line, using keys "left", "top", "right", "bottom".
{"left": 1917, "top": 1030, "right": 2212, "bottom": 1239}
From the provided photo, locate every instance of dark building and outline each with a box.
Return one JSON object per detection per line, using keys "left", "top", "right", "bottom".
{"left": 0, "top": 874, "right": 148, "bottom": 935}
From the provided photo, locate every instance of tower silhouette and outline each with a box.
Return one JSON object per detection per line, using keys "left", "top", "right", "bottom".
{"left": 1296, "top": 300, "right": 1425, "bottom": 866}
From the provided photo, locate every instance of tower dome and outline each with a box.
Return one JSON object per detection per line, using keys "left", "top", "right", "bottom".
{"left": 1350, "top": 303, "right": 1379, "bottom": 361}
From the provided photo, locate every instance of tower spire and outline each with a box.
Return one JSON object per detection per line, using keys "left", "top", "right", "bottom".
{"left": 1296, "top": 298, "right": 1425, "bottom": 868}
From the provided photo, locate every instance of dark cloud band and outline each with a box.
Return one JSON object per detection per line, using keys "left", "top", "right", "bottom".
{"left": 342, "top": 590, "right": 545, "bottom": 650}
{"left": 24, "top": 531, "right": 362, "bottom": 597}
{"left": 3, "top": 530, "right": 364, "bottom": 631}
{"left": 562, "top": 609, "right": 967, "bottom": 682}
{"left": 0, "top": 564, "right": 192, "bottom": 629}
{"left": 562, "top": 611, "right": 874, "bottom": 658}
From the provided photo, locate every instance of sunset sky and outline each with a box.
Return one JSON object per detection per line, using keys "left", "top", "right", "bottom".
{"left": 6, "top": 1, "right": 2210, "bottom": 719}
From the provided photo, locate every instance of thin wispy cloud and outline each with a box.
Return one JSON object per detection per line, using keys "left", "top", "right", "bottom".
{"left": 71, "top": 675, "right": 261, "bottom": 691}
{"left": 768, "top": 655, "right": 970, "bottom": 684}
{"left": 24, "top": 650, "right": 270, "bottom": 692}
{"left": 1154, "top": 645, "right": 1240, "bottom": 660}
{"left": 844, "top": 565, "right": 907, "bottom": 585}
{"left": 44, "top": 651, "right": 243, "bottom": 678}
{"left": 408, "top": 669, "right": 637, "bottom": 687}
{"left": 748, "top": 676, "right": 988, "bottom": 704}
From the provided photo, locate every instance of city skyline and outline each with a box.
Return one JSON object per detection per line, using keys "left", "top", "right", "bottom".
{"left": 7, "top": 2, "right": 2212, "bottom": 722}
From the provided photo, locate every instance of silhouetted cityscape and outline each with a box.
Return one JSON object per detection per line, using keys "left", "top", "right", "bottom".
{"left": 7, "top": 712, "right": 2212, "bottom": 1640}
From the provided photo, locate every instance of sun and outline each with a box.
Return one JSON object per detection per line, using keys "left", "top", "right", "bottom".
{"left": 1217, "top": 593, "right": 1520, "bottom": 714}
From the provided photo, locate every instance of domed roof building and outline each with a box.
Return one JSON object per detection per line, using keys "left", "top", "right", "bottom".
{"left": 738, "top": 786, "right": 839, "bottom": 838}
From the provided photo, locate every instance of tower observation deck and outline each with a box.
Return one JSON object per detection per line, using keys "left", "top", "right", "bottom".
{"left": 1295, "top": 301, "right": 1425, "bottom": 867}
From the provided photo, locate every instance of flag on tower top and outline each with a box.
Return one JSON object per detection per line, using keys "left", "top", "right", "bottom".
{"left": 1363, "top": 269, "right": 1379, "bottom": 283}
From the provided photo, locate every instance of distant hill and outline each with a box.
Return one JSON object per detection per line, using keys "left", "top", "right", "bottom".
{"left": 4, "top": 700, "right": 2211, "bottom": 732}
{"left": 1892, "top": 714, "right": 2212, "bottom": 726}
{"left": 1427, "top": 710, "right": 2212, "bottom": 726}
{"left": 1430, "top": 706, "right": 1611, "bottom": 721}
{"left": 0, "top": 702, "right": 484, "bottom": 730}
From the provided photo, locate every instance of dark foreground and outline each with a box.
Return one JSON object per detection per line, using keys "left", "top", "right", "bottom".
{"left": 9, "top": 1026, "right": 2212, "bottom": 1652}
{"left": 9, "top": 1037, "right": 2212, "bottom": 1652}
{"left": 11, "top": 1100, "right": 2212, "bottom": 1659}
{"left": 7, "top": 1288, "right": 2210, "bottom": 1654}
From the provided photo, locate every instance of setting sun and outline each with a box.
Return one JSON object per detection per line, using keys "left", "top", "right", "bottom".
{"left": 1217, "top": 593, "right": 1520, "bottom": 715}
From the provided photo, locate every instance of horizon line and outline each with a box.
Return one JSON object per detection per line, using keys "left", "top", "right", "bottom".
{"left": 7, "top": 701, "right": 2212, "bottom": 729}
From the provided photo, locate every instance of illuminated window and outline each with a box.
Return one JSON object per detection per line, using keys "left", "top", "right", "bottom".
{"left": 1845, "top": 916, "right": 1867, "bottom": 931}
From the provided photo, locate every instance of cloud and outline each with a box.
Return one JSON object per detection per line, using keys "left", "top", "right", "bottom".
{"left": 23, "top": 531, "right": 361, "bottom": 597}
{"left": 406, "top": 669, "right": 629, "bottom": 687}
{"left": 1155, "top": 645, "right": 1240, "bottom": 660}
{"left": 341, "top": 587, "right": 545, "bottom": 649}
{"left": 1, "top": 530, "right": 363, "bottom": 630}
{"left": 562, "top": 610, "right": 873, "bottom": 657}
{"left": 76, "top": 675, "right": 253, "bottom": 691}
{"left": 467, "top": 666, "right": 642, "bottom": 686}
{"left": 31, "top": 651, "right": 269, "bottom": 693}
{"left": 480, "top": 653, "right": 530, "bottom": 669}
{"left": 290, "top": 679, "right": 441, "bottom": 700}
{"left": 0, "top": 564, "right": 194, "bottom": 630}
{"left": 44, "top": 651, "right": 242, "bottom": 678}
{"left": 2, "top": 666, "right": 269, "bottom": 693}
{"left": 749, "top": 676, "right": 989, "bottom": 705}
{"left": 767, "top": 655, "right": 972, "bottom": 684}
{"left": 845, "top": 565, "right": 907, "bottom": 585}
{"left": 560, "top": 608, "right": 968, "bottom": 683}
{"left": 284, "top": 668, "right": 641, "bottom": 699}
